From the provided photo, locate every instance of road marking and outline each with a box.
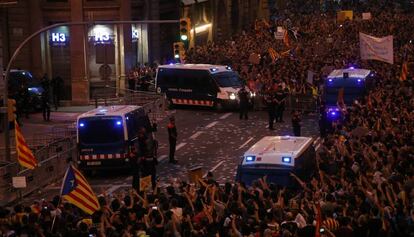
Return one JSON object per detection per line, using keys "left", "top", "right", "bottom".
{"left": 314, "top": 137, "right": 322, "bottom": 151}
{"left": 158, "top": 154, "right": 168, "bottom": 162}
{"left": 176, "top": 142, "right": 187, "bottom": 150}
{"left": 190, "top": 131, "right": 203, "bottom": 139}
{"left": 203, "top": 161, "right": 225, "bottom": 178}
{"left": 238, "top": 137, "right": 254, "bottom": 149}
{"left": 106, "top": 184, "right": 131, "bottom": 195}
{"left": 219, "top": 113, "right": 232, "bottom": 120}
{"left": 206, "top": 121, "right": 219, "bottom": 128}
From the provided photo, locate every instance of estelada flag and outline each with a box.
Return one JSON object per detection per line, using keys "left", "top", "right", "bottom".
{"left": 15, "top": 121, "right": 37, "bottom": 169}
{"left": 61, "top": 165, "right": 100, "bottom": 215}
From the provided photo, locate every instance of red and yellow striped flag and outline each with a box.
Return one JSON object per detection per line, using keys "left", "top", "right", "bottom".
{"left": 268, "top": 48, "right": 279, "bottom": 62}
{"left": 400, "top": 61, "right": 408, "bottom": 81}
{"left": 61, "top": 165, "right": 100, "bottom": 215}
{"left": 15, "top": 121, "right": 37, "bottom": 169}
{"left": 283, "top": 30, "right": 291, "bottom": 48}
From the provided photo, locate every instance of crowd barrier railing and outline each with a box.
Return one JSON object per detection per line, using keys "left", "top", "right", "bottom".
{"left": 0, "top": 136, "right": 76, "bottom": 206}
{"left": 252, "top": 93, "right": 319, "bottom": 113}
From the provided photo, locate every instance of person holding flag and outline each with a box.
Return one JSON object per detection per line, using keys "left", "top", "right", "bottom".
{"left": 60, "top": 165, "right": 100, "bottom": 215}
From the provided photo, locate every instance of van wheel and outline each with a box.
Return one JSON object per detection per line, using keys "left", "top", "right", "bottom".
{"left": 215, "top": 101, "right": 224, "bottom": 112}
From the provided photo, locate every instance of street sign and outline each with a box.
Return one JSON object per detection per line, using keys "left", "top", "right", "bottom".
{"left": 12, "top": 176, "right": 27, "bottom": 188}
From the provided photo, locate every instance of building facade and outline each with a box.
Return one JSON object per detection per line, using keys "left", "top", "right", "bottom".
{"left": 0, "top": 0, "right": 265, "bottom": 105}
{"left": 0, "top": 0, "right": 180, "bottom": 104}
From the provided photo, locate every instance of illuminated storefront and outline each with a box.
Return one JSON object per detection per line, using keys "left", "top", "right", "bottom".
{"left": 44, "top": 24, "right": 150, "bottom": 99}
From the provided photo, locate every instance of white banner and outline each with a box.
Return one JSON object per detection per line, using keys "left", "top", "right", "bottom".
{"left": 359, "top": 32, "right": 393, "bottom": 64}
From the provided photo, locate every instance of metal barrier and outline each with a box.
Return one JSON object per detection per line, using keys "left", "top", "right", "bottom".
{"left": 287, "top": 94, "right": 319, "bottom": 113}
{"left": 253, "top": 94, "right": 318, "bottom": 113}
{"left": 92, "top": 89, "right": 167, "bottom": 122}
{"left": 1, "top": 124, "right": 76, "bottom": 159}
{"left": 0, "top": 136, "right": 76, "bottom": 206}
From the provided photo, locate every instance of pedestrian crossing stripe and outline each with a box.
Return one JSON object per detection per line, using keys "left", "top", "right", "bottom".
{"left": 80, "top": 153, "right": 126, "bottom": 160}
{"left": 171, "top": 99, "right": 214, "bottom": 107}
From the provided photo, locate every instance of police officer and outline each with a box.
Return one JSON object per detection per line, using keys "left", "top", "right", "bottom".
{"left": 167, "top": 116, "right": 178, "bottom": 164}
{"left": 137, "top": 128, "right": 158, "bottom": 190}
{"left": 238, "top": 86, "right": 249, "bottom": 120}
{"left": 41, "top": 74, "right": 51, "bottom": 121}
{"left": 41, "top": 89, "right": 51, "bottom": 121}
{"left": 319, "top": 102, "right": 327, "bottom": 137}
{"left": 292, "top": 110, "right": 301, "bottom": 136}
{"left": 129, "top": 146, "right": 140, "bottom": 192}
{"left": 275, "top": 86, "right": 287, "bottom": 122}
{"left": 264, "top": 88, "right": 276, "bottom": 130}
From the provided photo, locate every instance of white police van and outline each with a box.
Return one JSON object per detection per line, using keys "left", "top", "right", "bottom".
{"left": 156, "top": 64, "right": 252, "bottom": 110}
{"left": 236, "top": 136, "right": 315, "bottom": 186}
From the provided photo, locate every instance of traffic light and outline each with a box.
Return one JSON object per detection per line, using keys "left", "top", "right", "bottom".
{"left": 179, "top": 18, "right": 191, "bottom": 42}
{"left": 7, "top": 99, "right": 16, "bottom": 122}
{"left": 173, "top": 42, "right": 185, "bottom": 62}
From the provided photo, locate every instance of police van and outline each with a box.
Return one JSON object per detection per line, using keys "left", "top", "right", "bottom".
{"left": 236, "top": 136, "right": 315, "bottom": 186}
{"left": 324, "top": 68, "right": 375, "bottom": 121}
{"left": 155, "top": 64, "right": 251, "bottom": 110}
{"left": 76, "top": 105, "right": 156, "bottom": 171}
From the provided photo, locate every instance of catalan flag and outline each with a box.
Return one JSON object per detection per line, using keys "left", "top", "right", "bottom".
{"left": 400, "top": 49, "right": 408, "bottom": 81}
{"left": 268, "top": 48, "right": 279, "bottom": 62}
{"left": 61, "top": 165, "right": 100, "bottom": 215}
{"left": 283, "top": 30, "right": 291, "bottom": 48}
{"left": 400, "top": 62, "right": 408, "bottom": 81}
{"left": 15, "top": 121, "right": 37, "bottom": 169}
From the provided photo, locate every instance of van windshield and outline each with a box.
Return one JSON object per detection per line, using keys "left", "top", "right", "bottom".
{"left": 78, "top": 116, "right": 124, "bottom": 145}
{"left": 213, "top": 72, "right": 242, "bottom": 88}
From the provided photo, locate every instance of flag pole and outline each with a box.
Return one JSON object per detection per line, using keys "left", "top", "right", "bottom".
{"left": 50, "top": 164, "right": 71, "bottom": 232}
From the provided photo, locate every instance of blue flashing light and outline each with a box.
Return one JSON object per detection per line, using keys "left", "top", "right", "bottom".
{"left": 116, "top": 121, "right": 122, "bottom": 126}
{"left": 245, "top": 156, "right": 255, "bottom": 162}
{"left": 349, "top": 66, "right": 355, "bottom": 69}
{"left": 79, "top": 123, "right": 85, "bottom": 127}
{"left": 328, "top": 78, "right": 333, "bottom": 82}
{"left": 327, "top": 107, "right": 341, "bottom": 120}
{"left": 357, "top": 79, "right": 362, "bottom": 82}
{"left": 282, "top": 157, "right": 292, "bottom": 163}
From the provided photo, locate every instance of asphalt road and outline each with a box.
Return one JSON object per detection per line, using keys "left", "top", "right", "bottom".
{"left": 12, "top": 107, "right": 320, "bottom": 203}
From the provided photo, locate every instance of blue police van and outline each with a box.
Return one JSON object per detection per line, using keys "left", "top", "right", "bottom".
{"left": 324, "top": 68, "right": 375, "bottom": 121}
{"left": 76, "top": 105, "right": 156, "bottom": 171}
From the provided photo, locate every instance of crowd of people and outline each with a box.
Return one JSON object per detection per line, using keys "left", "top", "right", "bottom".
{"left": 1, "top": 1, "right": 414, "bottom": 237}
{"left": 127, "top": 65, "right": 157, "bottom": 92}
